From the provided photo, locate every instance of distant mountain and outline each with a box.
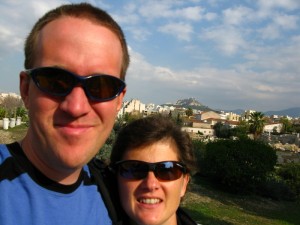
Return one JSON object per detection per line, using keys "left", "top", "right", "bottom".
{"left": 161, "top": 97, "right": 300, "bottom": 118}
{"left": 162, "top": 98, "right": 212, "bottom": 111}
{"left": 264, "top": 107, "right": 300, "bottom": 118}
{"left": 223, "top": 107, "right": 300, "bottom": 118}
{"left": 224, "top": 109, "right": 245, "bottom": 115}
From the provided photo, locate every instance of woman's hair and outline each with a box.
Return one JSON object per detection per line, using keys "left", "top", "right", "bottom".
{"left": 110, "top": 115, "right": 196, "bottom": 173}
{"left": 24, "top": 2, "right": 129, "bottom": 80}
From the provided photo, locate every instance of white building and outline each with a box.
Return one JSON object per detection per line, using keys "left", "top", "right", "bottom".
{"left": 118, "top": 99, "right": 145, "bottom": 117}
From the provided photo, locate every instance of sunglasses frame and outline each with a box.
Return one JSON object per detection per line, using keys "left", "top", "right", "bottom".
{"left": 25, "top": 67, "right": 126, "bottom": 102}
{"left": 112, "top": 160, "right": 188, "bottom": 181}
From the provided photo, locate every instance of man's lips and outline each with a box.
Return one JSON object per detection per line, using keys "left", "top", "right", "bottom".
{"left": 55, "top": 123, "right": 93, "bottom": 135}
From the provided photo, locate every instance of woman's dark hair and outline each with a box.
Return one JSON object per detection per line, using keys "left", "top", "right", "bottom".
{"left": 110, "top": 115, "right": 196, "bottom": 173}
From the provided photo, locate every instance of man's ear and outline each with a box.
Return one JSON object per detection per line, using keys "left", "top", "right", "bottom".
{"left": 19, "top": 71, "right": 30, "bottom": 109}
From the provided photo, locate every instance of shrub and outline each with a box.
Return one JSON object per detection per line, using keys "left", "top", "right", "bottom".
{"left": 257, "top": 175, "right": 296, "bottom": 201}
{"left": 201, "top": 139, "right": 277, "bottom": 193}
{"left": 277, "top": 163, "right": 300, "bottom": 197}
{"left": 192, "top": 139, "right": 206, "bottom": 174}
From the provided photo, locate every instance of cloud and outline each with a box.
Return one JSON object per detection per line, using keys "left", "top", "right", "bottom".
{"left": 0, "top": 0, "right": 68, "bottom": 55}
{"left": 223, "top": 6, "right": 254, "bottom": 26}
{"left": 158, "top": 22, "right": 193, "bottom": 41}
{"left": 273, "top": 14, "right": 298, "bottom": 30}
{"left": 201, "top": 26, "right": 246, "bottom": 55}
{"left": 138, "top": 2, "right": 204, "bottom": 21}
{"left": 257, "top": 0, "right": 300, "bottom": 11}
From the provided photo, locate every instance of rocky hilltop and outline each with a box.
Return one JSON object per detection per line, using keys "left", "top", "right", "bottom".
{"left": 163, "top": 98, "right": 212, "bottom": 111}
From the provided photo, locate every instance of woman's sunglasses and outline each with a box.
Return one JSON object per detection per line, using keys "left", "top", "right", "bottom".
{"left": 112, "top": 160, "right": 188, "bottom": 181}
{"left": 25, "top": 67, "right": 126, "bottom": 102}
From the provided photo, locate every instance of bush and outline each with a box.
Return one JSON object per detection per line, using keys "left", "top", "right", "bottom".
{"left": 257, "top": 175, "right": 296, "bottom": 201}
{"left": 201, "top": 139, "right": 277, "bottom": 193}
{"left": 277, "top": 163, "right": 300, "bottom": 197}
{"left": 192, "top": 139, "right": 206, "bottom": 174}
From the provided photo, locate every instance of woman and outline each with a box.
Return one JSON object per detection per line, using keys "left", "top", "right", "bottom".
{"left": 109, "top": 116, "right": 197, "bottom": 225}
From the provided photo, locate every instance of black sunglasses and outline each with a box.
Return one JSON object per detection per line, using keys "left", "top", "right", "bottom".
{"left": 112, "top": 160, "right": 188, "bottom": 181}
{"left": 25, "top": 67, "right": 126, "bottom": 102}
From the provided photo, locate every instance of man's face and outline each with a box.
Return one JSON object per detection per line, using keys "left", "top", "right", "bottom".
{"left": 20, "top": 17, "right": 125, "bottom": 181}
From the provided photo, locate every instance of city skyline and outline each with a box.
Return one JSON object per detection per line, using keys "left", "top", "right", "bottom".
{"left": 0, "top": 0, "right": 299, "bottom": 111}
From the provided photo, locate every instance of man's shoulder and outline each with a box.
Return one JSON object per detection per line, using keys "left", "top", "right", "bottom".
{"left": 0, "top": 143, "right": 10, "bottom": 163}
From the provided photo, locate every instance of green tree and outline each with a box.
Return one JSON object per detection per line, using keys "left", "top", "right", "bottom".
{"left": 185, "top": 107, "right": 193, "bottom": 117}
{"left": 249, "top": 111, "right": 265, "bottom": 140}
{"left": 213, "top": 122, "right": 232, "bottom": 138}
{"left": 0, "top": 107, "right": 6, "bottom": 119}
{"left": 233, "top": 120, "right": 249, "bottom": 139}
{"left": 96, "top": 129, "right": 116, "bottom": 163}
{"left": 202, "top": 139, "right": 277, "bottom": 193}
{"left": 16, "top": 107, "right": 28, "bottom": 121}
{"left": 280, "top": 117, "right": 293, "bottom": 134}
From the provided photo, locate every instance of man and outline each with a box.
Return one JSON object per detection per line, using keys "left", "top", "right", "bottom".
{"left": 0, "top": 3, "right": 129, "bottom": 225}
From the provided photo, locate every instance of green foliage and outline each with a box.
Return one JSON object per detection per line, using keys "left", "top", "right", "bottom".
{"left": 201, "top": 139, "right": 277, "bottom": 193}
{"left": 277, "top": 163, "right": 300, "bottom": 197}
{"left": 232, "top": 120, "right": 249, "bottom": 139}
{"left": 0, "top": 107, "right": 6, "bottom": 119}
{"left": 279, "top": 117, "right": 293, "bottom": 134}
{"left": 293, "top": 124, "right": 300, "bottom": 133}
{"left": 96, "top": 129, "right": 116, "bottom": 163}
{"left": 185, "top": 107, "right": 193, "bottom": 117}
{"left": 192, "top": 139, "right": 206, "bottom": 173}
{"left": 122, "top": 112, "right": 142, "bottom": 124}
{"left": 257, "top": 175, "right": 296, "bottom": 201}
{"left": 213, "top": 122, "right": 233, "bottom": 138}
{"left": 248, "top": 111, "right": 265, "bottom": 140}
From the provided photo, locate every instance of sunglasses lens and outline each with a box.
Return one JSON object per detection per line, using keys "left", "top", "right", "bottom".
{"left": 119, "top": 161, "right": 148, "bottom": 180}
{"left": 86, "top": 75, "right": 125, "bottom": 101}
{"left": 155, "top": 162, "right": 183, "bottom": 181}
{"left": 117, "top": 161, "right": 186, "bottom": 181}
{"left": 30, "top": 67, "right": 73, "bottom": 95}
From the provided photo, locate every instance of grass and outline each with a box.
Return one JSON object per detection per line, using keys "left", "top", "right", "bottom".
{"left": 181, "top": 176, "right": 300, "bottom": 225}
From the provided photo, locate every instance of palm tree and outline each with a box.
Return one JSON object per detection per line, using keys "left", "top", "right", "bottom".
{"left": 248, "top": 111, "right": 265, "bottom": 140}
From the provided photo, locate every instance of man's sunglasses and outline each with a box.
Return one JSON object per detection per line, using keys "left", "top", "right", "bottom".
{"left": 25, "top": 67, "right": 126, "bottom": 102}
{"left": 112, "top": 160, "right": 188, "bottom": 181}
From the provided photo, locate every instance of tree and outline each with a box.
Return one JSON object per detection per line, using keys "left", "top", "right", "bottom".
{"left": 202, "top": 139, "right": 277, "bottom": 193}
{"left": 213, "top": 122, "right": 232, "bottom": 138}
{"left": 185, "top": 107, "right": 193, "bottom": 117}
{"left": 248, "top": 111, "right": 265, "bottom": 140}
{"left": 280, "top": 117, "right": 293, "bottom": 134}
{"left": 0, "top": 107, "right": 6, "bottom": 119}
{"left": 233, "top": 120, "right": 249, "bottom": 139}
{"left": 1, "top": 96, "right": 24, "bottom": 118}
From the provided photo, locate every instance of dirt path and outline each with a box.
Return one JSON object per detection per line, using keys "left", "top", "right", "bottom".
{"left": 0, "top": 126, "right": 27, "bottom": 144}
{"left": 0, "top": 130, "right": 15, "bottom": 144}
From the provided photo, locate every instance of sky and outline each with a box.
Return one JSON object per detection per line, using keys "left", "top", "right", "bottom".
{"left": 0, "top": 0, "right": 299, "bottom": 112}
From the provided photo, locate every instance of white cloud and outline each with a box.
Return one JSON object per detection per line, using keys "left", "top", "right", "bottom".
{"left": 138, "top": 2, "right": 204, "bottom": 21}
{"left": 158, "top": 22, "right": 193, "bottom": 41}
{"left": 257, "top": 0, "right": 300, "bottom": 11}
{"left": 0, "top": 0, "right": 68, "bottom": 54}
{"left": 259, "top": 24, "right": 281, "bottom": 39}
{"left": 201, "top": 26, "right": 246, "bottom": 55}
{"left": 273, "top": 14, "right": 299, "bottom": 30}
{"left": 223, "top": 6, "right": 254, "bottom": 26}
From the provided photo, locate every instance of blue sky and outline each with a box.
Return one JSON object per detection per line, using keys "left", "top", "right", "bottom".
{"left": 0, "top": 0, "right": 299, "bottom": 111}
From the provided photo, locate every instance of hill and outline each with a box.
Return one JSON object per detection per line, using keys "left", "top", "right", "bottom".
{"left": 162, "top": 98, "right": 213, "bottom": 111}
{"left": 264, "top": 107, "right": 300, "bottom": 118}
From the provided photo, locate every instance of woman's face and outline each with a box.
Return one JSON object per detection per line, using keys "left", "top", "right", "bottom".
{"left": 117, "top": 139, "right": 189, "bottom": 225}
